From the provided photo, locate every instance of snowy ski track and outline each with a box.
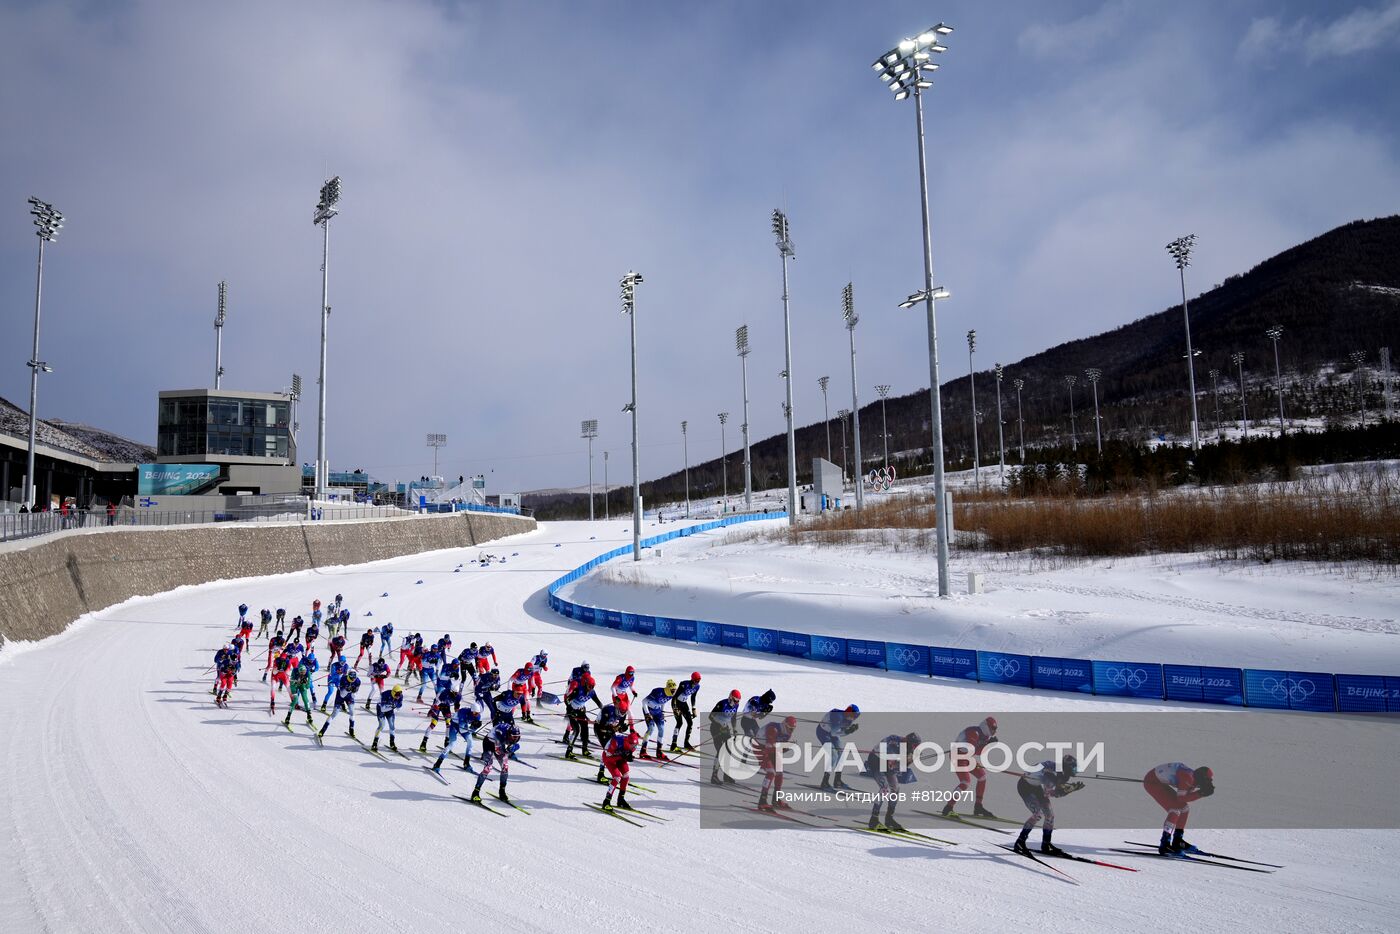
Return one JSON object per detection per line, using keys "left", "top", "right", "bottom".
{"left": 1, "top": 520, "right": 1396, "bottom": 933}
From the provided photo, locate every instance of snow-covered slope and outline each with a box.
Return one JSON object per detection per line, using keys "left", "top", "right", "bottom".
{"left": 1, "top": 519, "right": 1395, "bottom": 933}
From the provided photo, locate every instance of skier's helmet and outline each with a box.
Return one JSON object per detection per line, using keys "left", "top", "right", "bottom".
{"left": 1061, "top": 754, "right": 1079, "bottom": 778}
{"left": 391, "top": 685, "right": 404, "bottom": 698}
{"left": 524, "top": 661, "right": 534, "bottom": 673}
{"left": 691, "top": 671, "right": 702, "bottom": 682}
{"left": 1194, "top": 766, "right": 1214, "bottom": 788}
{"left": 845, "top": 704, "right": 860, "bottom": 718}
{"left": 902, "top": 732, "right": 922, "bottom": 753}
{"left": 504, "top": 724, "right": 521, "bottom": 744}
{"left": 783, "top": 715, "right": 798, "bottom": 730}
{"left": 981, "top": 716, "right": 998, "bottom": 736}
{"left": 729, "top": 689, "right": 742, "bottom": 702}
{"left": 580, "top": 661, "right": 591, "bottom": 673}
{"left": 625, "top": 665, "right": 635, "bottom": 675}
{"left": 664, "top": 679, "right": 677, "bottom": 696}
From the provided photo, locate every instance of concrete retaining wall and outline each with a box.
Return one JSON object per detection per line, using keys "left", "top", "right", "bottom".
{"left": 0, "top": 512, "right": 534, "bottom": 644}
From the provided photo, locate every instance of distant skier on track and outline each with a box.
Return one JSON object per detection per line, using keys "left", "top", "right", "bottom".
{"left": 740, "top": 689, "right": 776, "bottom": 739}
{"left": 864, "top": 732, "right": 922, "bottom": 832}
{"left": 1143, "top": 762, "right": 1215, "bottom": 855}
{"left": 1013, "top": 755, "right": 1084, "bottom": 856}
{"left": 319, "top": 669, "right": 362, "bottom": 739}
{"left": 942, "top": 716, "right": 999, "bottom": 819}
{"left": 284, "top": 662, "right": 316, "bottom": 729}
{"left": 601, "top": 729, "right": 642, "bottom": 812}
{"left": 321, "top": 657, "right": 348, "bottom": 712}
{"left": 708, "top": 690, "right": 742, "bottom": 784}
{"left": 757, "top": 716, "right": 798, "bottom": 811}
{"left": 669, "top": 672, "right": 701, "bottom": 752}
{"left": 431, "top": 704, "right": 482, "bottom": 773}
{"left": 470, "top": 721, "right": 521, "bottom": 803}
{"left": 816, "top": 705, "right": 860, "bottom": 791}
{"left": 371, "top": 684, "right": 405, "bottom": 753}
{"left": 592, "top": 703, "right": 626, "bottom": 784}
{"left": 640, "top": 680, "right": 677, "bottom": 761}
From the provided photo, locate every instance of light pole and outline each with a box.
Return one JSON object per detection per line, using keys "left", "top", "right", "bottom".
{"left": 1265, "top": 325, "right": 1286, "bottom": 433}
{"left": 1064, "top": 374, "right": 1079, "bottom": 451}
{"left": 23, "top": 196, "right": 63, "bottom": 510}
{"left": 621, "top": 271, "right": 643, "bottom": 560}
{"left": 1013, "top": 377, "right": 1025, "bottom": 462}
{"left": 736, "top": 325, "right": 753, "bottom": 511}
{"left": 681, "top": 420, "right": 690, "bottom": 517}
{"left": 836, "top": 409, "right": 851, "bottom": 486}
{"left": 214, "top": 280, "right": 227, "bottom": 389}
{"left": 581, "top": 419, "right": 598, "bottom": 521}
{"left": 843, "top": 282, "right": 865, "bottom": 510}
{"left": 718, "top": 412, "right": 730, "bottom": 513}
{"left": 313, "top": 175, "right": 341, "bottom": 500}
{"left": 875, "top": 384, "right": 892, "bottom": 471}
{"left": 1350, "top": 351, "right": 1368, "bottom": 426}
{"left": 289, "top": 373, "right": 302, "bottom": 456}
{"left": 993, "top": 364, "right": 1006, "bottom": 476}
{"left": 1166, "top": 234, "right": 1201, "bottom": 450}
{"left": 1085, "top": 367, "right": 1103, "bottom": 454}
{"left": 966, "top": 329, "right": 979, "bottom": 488}
{"left": 773, "top": 208, "right": 798, "bottom": 525}
{"left": 1209, "top": 368, "right": 1223, "bottom": 441}
{"left": 1231, "top": 352, "right": 1249, "bottom": 439}
{"left": 603, "top": 451, "right": 610, "bottom": 521}
{"left": 426, "top": 433, "right": 447, "bottom": 479}
{"left": 818, "top": 375, "right": 832, "bottom": 463}
{"left": 876, "top": 20, "right": 954, "bottom": 596}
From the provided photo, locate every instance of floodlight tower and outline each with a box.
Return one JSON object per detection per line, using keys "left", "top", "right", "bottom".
{"left": 426, "top": 433, "right": 447, "bottom": 478}
{"left": 1166, "top": 233, "right": 1201, "bottom": 450}
{"left": 772, "top": 208, "right": 798, "bottom": 525}
{"left": 966, "top": 329, "right": 979, "bottom": 487}
{"left": 1208, "top": 368, "right": 1223, "bottom": 441}
{"left": 23, "top": 196, "right": 63, "bottom": 510}
{"left": 215, "top": 281, "right": 227, "bottom": 389}
{"left": 1231, "top": 352, "right": 1249, "bottom": 438}
{"left": 1085, "top": 367, "right": 1103, "bottom": 454}
{"left": 621, "top": 271, "right": 643, "bottom": 560}
{"left": 603, "top": 451, "right": 610, "bottom": 520}
{"left": 993, "top": 364, "right": 1006, "bottom": 475}
{"left": 581, "top": 419, "right": 598, "bottom": 521}
{"left": 837, "top": 409, "right": 851, "bottom": 484}
{"left": 289, "top": 373, "right": 303, "bottom": 454}
{"left": 1064, "top": 374, "right": 1079, "bottom": 451}
{"left": 1265, "top": 325, "right": 1286, "bottom": 433}
{"left": 875, "top": 384, "right": 892, "bottom": 470}
{"left": 1013, "top": 377, "right": 1026, "bottom": 461}
{"left": 717, "top": 412, "right": 730, "bottom": 513}
{"left": 681, "top": 420, "right": 690, "bottom": 517}
{"left": 313, "top": 174, "right": 342, "bottom": 499}
{"left": 843, "top": 282, "right": 865, "bottom": 509}
{"left": 736, "top": 325, "right": 753, "bottom": 510}
{"left": 875, "top": 21, "right": 955, "bottom": 595}
{"left": 818, "top": 375, "right": 832, "bottom": 463}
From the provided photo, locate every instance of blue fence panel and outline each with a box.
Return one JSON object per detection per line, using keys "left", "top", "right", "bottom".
{"left": 619, "top": 612, "right": 637, "bottom": 633}
{"left": 809, "top": 635, "right": 848, "bottom": 665}
{"left": 977, "top": 651, "right": 1032, "bottom": 687}
{"left": 673, "top": 619, "right": 698, "bottom": 643}
{"left": 1091, "top": 660, "right": 1164, "bottom": 699}
{"left": 1162, "top": 665, "right": 1245, "bottom": 706}
{"left": 778, "top": 631, "right": 811, "bottom": 658}
{"left": 846, "top": 639, "right": 886, "bottom": 669}
{"left": 885, "top": 642, "right": 931, "bottom": 676}
{"left": 1033, "top": 656, "right": 1095, "bottom": 694}
{"left": 1244, "top": 669, "right": 1336, "bottom": 712}
{"left": 635, "top": 614, "right": 656, "bottom": 637}
{"left": 930, "top": 646, "right": 979, "bottom": 681}
{"left": 578, "top": 606, "right": 596, "bottom": 625}
{"left": 604, "top": 610, "right": 622, "bottom": 630}
{"left": 721, "top": 625, "right": 749, "bottom": 649}
{"left": 747, "top": 627, "right": 779, "bottom": 653}
{"left": 1335, "top": 674, "right": 1400, "bottom": 713}
{"left": 696, "top": 622, "right": 722, "bottom": 645}
{"left": 654, "top": 616, "right": 675, "bottom": 639}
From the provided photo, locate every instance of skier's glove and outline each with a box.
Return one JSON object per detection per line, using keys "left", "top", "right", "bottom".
{"left": 1062, "top": 781, "right": 1085, "bottom": 793}
{"left": 1197, "top": 783, "right": 1215, "bottom": 797}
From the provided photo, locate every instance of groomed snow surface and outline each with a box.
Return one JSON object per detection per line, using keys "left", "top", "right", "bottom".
{"left": 2, "top": 519, "right": 1397, "bottom": 933}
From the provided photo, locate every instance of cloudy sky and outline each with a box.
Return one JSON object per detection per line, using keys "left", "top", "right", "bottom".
{"left": 3, "top": 0, "right": 1399, "bottom": 493}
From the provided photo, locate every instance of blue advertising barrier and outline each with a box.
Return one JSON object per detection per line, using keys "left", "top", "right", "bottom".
{"left": 1243, "top": 669, "right": 1336, "bottom": 712}
{"left": 1335, "top": 674, "right": 1400, "bottom": 713}
{"left": 930, "top": 646, "right": 979, "bottom": 681}
{"left": 544, "top": 512, "right": 1393, "bottom": 713}
{"left": 778, "top": 631, "right": 811, "bottom": 659}
{"left": 885, "top": 642, "right": 932, "bottom": 676}
{"left": 1032, "top": 656, "right": 1095, "bottom": 694}
{"left": 846, "top": 639, "right": 886, "bottom": 669}
{"left": 977, "top": 651, "right": 1032, "bottom": 688}
{"left": 809, "top": 635, "right": 848, "bottom": 665}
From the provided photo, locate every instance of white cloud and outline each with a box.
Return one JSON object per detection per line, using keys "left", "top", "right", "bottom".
{"left": 1018, "top": 1, "right": 1130, "bottom": 61}
{"left": 1238, "top": 2, "right": 1400, "bottom": 63}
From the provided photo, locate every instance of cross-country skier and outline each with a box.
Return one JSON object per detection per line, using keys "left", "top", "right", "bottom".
{"left": 214, "top": 649, "right": 238, "bottom": 707}
{"left": 469, "top": 720, "right": 521, "bottom": 803}
{"left": 740, "top": 688, "right": 776, "bottom": 739}
{"left": 337, "top": 607, "right": 350, "bottom": 634}
{"left": 321, "top": 657, "right": 349, "bottom": 711}
{"left": 365, "top": 656, "right": 390, "bottom": 711}
{"left": 377, "top": 621, "right": 394, "bottom": 658}
{"left": 601, "top": 729, "right": 642, "bottom": 812}
{"left": 475, "top": 641, "right": 496, "bottom": 674}
{"left": 319, "top": 669, "right": 362, "bottom": 739}
{"left": 285, "top": 639, "right": 305, "bottom": 670}
{"left": 430, "top": 704, "right": 482, "bottom": 772}
{"left": 268, "top": 651, "right": 292, "bottom": 712}
{"left": 284, "top": 662, "right": 316, "bottom": 729}
{"left": 394, "top": 633, "right": 414, "bottom": 675}
{"left": 301, "top": 646, "right": 320, "bottom": 686}
{"left": 419, "top": 686, "right": 462, "bottom": 752}
{"left": 941, "top": 716, "right": 999, "bottom": 819}
{"left": 708, "top": 690, "right": 743, "bottom": 784}
{"left": 288, "top": 614, "right": 304, "bottom": 644}
{"left": 592, "top": 703, "right": 627, "bottom": 784}
{"left": 491, "top": 685, "right": 523, "bottom": 726}
{"left": 371, "top": 684, "right": 405, "bottom": 753}
{"left": 509, "top": 662, "right": 537, "bottom": 723}
{"left": 563, "top": 667, "right": 602, "bottom": 759}
{"left": 474, "top": 668, "right": 501, "bottom": 718}
{"left": 1013, "top": 755, "right": 1084, "bottom": 856}
{"left": 1143, "top": 762, "right": 1215, "bottom": 854}
{"left": 256, "top": 608, "right": 271, "bottom": 639}
{"left": 669, "top": 671, "right": 702, "bottom": 752}
{"left": 263, "top": 631, "right": 287, "bottom": 680}
{"left": 212, "top": 644, "right": 234, "bottom": 695}
{"left": 417, "top": 644, "right": 443, "bottom": 700}
{"left": 312, "top": 598, "right": 321, "bottom": 616}
{"left": 354, "top": 628, "right": 375, "bottom": 671}
{"left": 757, "top": 716, "right": 799, "bottom": 811}
{"left": 239, "top": 616, "right": 254, "bottom": 648}
{"left": 238, "top": 602, "right": 249, "bottom": 624}
{"left": 406, "top": 634, "right": 425, "bottom": 683}
{"left": 611, "top": 665, "right": 639, "bottom": 730}
{"left": 864, "top": 732, "right": 922, "bottom": 832}
{"left": 529, "top": 650, "right": 548, "bottom": 697}
{"left": 327, "top": 632, "right": 346, "bottom": 665}
{"left": 332, "top": 593, "right": 343, "bottom": 614}
{"left": 816, "top": 705, "right": 860, "bottom": 791}
{"left": 640, "top": 680, "right": 677, "bottom": 760}
{"left": 304, "top": 619, "right": 320, "bottom": 649}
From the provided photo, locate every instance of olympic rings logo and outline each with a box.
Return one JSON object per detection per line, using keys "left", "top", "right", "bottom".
{"left": 866, "top": 465, "right": 897, "bottom": 492}
{"left": 1103, "top": 667, "right": 1149, "bottom": 690}
{"left": 751, "top": 632, "right": 775, "bottom": 649}
{"left": 892, "top": 647, "right": 922, "bottom": 667}
{"left": 985, "top": 657, "right": 1021, "bottom": 678}
{"left": 817, "top": 641, "right": 843, "bottom": 659}
{"left": 1262, "top": 676, "right": 1315, "bottom": 703}
{"left": 700, "top": 624, "right": 719, "bottom": 641}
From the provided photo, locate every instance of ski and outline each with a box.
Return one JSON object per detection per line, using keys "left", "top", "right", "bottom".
{"left": 946, "top": 810, "right": 1021, "bottom": 826}
{"left": 582, "top": 776, "right": 657, "bottom": 794}
{"left": 912, "top": 810, "right": 1012, "bottom": 834}
{"left": 849, "top": 825, "right": 948, "bottom": 849}
{"left": 348, "top": 734, "right": 388, "bottom": 761}
{"left": 584, "top": 802, "right": 647, "bottom": 827}
{"left": 1109, "top": 848, "right": 1275, "bottom": 873}
{"left": 421, "top": 765, "right": 450, "bottom": 785}
{"left": 493, "top": 795, "right": 531, "bottom": 814}
{"left": 1038, "top": 850, "right": 1139, "bottom": 872}
{"left": 453, "top": 794, "right": 508, "bottom": 817}
{"left": 613, "top": 803, "right": 669, "bottom": 822}
{"left": 738, "top": 805, "right": 819, "bottom": 827}
{"left": 638, "top": 754, "right": 697, "bottom": 769}
{"left": 1121, "top": 841, "right": 1282, "bottom": 869}
{"left": 996, "top": 844, "right": 1078, "bottom": 882}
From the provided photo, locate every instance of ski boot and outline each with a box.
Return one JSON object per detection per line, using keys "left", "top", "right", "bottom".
{"left": 388, "top": 737, "right": 399, "bottom": 753}
{"left": 563, "top": 750, "right": 578, "bottom": 761}
{"left": 684, "top": 743, "right": 697, "bottom": 752}
{"left": 470, "top": 785, "right": 483, "bottom": 804}
{"left": 318, "top": 723, "right": 328, "bottom": 737}
{"left": 602, "top": 792, "right": 615, "bottom": 810}
{"left": 497, "top": 781, "right": 509, "bottom": 804}
{"left": 940, "top": 801, "right": 955, "bottom": 817}
{"left": 522, "top": 714, "right": 535, "bottom": 725}
{"left": 346, "top": 725, "right": 356, "bottom": 740}
{"left": 710, "top": 773, "right": 724, "bottom": 785}
{"left": 615, "top": 794, "right": 634, "bottom": 811}
{"left": 757, "top": 790, "right": 773, "bottom": 812}
{"left": 669, "top": 742, "right": 681, "bottom": 753}
{"left": 819, "top": 774, "right": 832, "bottom": 791}
{"left": 305, "top": 714, "right": 315, "bottom": 727}
{"left": 282, "top": 714, "right": 292, "bottom": 726}
{"left": 867, "top": 811, "right": 882, "bottom": 831}
{"left": 318, "top": 703, "right": 327, "bottom": 713}
{"left": 973, "top": 803, "right": 997, "bottom": 820}
{"left": 832, "top": 774, "right": 849, "bottom": 790}
{"left": 370, "top": 737, "right": 379, "bottom": 752}
{"left": 884, "top": 815, "right": 907, "bottom": 833}
{"left": 1013, "top": 832, "right": 1032, "bottom": 856}
{"left": 1171, "top": 828, "right": 1194, "bottom": 854}
{"left": 1039, "top": 831, "right": 1066, "bottom": 857}
{"left": 418, "top": 737, "right": 429, "bottom": 754}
